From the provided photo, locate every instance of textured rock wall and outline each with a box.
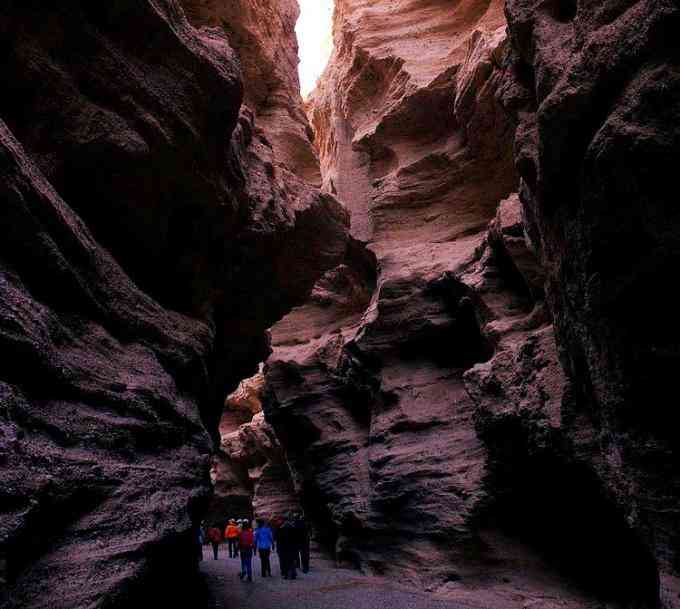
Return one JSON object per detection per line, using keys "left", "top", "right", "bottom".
{"left": 0, "top": 1, "right": 348, "bottom": 607}
{"left": 499, "top": 0, "right": 680, "bottom": 598}
{"left": 206, "top": 372, "right": 300, "bottom": 525}
{"left": 182, "top": 0, "right": 321, "bottom": 184}
{"left": 181, "top": 0, "right": 328, "bottom": 527}
{"left": 267, "top": 0, "right": 521, "bottom": 588}
{"left": 264, "top": 0, "right": 673, "bottom": 606}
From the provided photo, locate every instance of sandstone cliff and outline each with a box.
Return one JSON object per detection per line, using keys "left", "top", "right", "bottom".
{"left": 2, "top": 0, "right": 679, "bottom": 608}
{"left": 206, "top": 371, "right": 300, "bottom": 524}
{"left": 0, "top": 2, "right": 348, "bottom": 607}
{"left": 182, "top": 0, "right": 321, "bottom": 184}
{"left": 264, "top": 0, "right": 676, "bottom": 607}
{"left": 499, "top": 0, "right": 680, "bottom": 601}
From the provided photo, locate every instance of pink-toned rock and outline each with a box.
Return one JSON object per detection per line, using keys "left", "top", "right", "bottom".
{"left": 0, "top": 1, "right": 349, "bottom": 607}
{"left": 206, "top": 374, "right": 300, "bottom": 524}
{"left": 265, "top": 1, "right": 668, "bottom": 606}
{"left": 182, "top": 0, "right": 321, "bottom": 184}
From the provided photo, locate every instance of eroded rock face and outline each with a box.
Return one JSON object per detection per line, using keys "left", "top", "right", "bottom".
{"left": 0, "top": 118, "right": 214, "bottom": 609}
{"left": 0, "top": 1, "right": 348, "bottom": 607}
{"left": 206, "top": 373, "right": 300, "bottom": 524}
{"left": 267, "top": 0, "right": 522, "bottom": 590}
{"left": 264, "top": 0, "right": 669, "bottom": 606}
{"left": 182, "top": 0, "right": 321, "bottom": 184}
{"left": 500, "top": 0, "right": 680, "bottom": 598}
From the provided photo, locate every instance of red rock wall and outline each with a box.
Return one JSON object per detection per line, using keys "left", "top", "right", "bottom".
{"left": 206, "top": 372, "right": 300, "bottom": 525}
{"left": 264, "top": 0, "right": 673, "bottom": 606}
{"left": 500, "top": 0, "right": 680, "bottom": 599}
{"left": 0, "top": 1, "right": 349, "bottom": 607}
{"left": 183, "top": 0, "right": 321, "bottom": 184}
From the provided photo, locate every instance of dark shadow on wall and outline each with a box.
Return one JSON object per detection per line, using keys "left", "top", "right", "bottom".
{"left": 476, "top": 415, "right": 660, "bottom": 608}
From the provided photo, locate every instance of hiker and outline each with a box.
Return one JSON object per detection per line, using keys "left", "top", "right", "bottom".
{"left": 276, "top": 517, "right": 297, "bottom": 580}
{"left": 206, "top": 524, "right": 222, "bottom": 560}
{"left": 225, "top": 519, "right": 240, "bottom": 558}
{"left": 254, "top": 519, "right": 274, "bottom": 577}
{"left": 196, "top": 524, "right": 205, "bottom": 562}
{"left": 238, "top": 521, "right": 255, "bottom": 582}
{"left": 293, "top": 513, "right": 311, "bottom": 574}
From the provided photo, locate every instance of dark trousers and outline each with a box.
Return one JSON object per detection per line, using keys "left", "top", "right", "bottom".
{"left": 240, "top": 549, "right": 253, "bottom": 580}
{"left": 211, "top": 542, "right": 219, "bottom": 560}
{"left": 299, "top": 545, "right": 310, "bottom": 573}
{"left": 279, "top": 550, "right": 297, "bottom": 579}
{"left": 258, "top": 549, "right": 271, "bottom": 576}
{"left": 228, "top": 538, "right": 238, "bottom": 558}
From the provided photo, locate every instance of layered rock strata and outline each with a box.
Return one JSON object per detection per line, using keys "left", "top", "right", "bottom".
{"left": 265, "top": 0, "right": 672, "bottom": 606}
{"left": 182, "top": 0, "right": 321, "bottom": 184}
{"left": 206, "top": 372, "right": 300, "bottom": 525}
{"left": 0, "top": 1, "right": 348, "bottom": 607}
{"left": 268, "top": 0, "right": 519, "bottom": 587}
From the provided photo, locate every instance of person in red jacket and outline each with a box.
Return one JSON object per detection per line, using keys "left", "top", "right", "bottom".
{"left": 206, "top": 525, "right": 222, "bottom": 560}
{"left": 238, "top": 521, "right": 255, "bottom": 582}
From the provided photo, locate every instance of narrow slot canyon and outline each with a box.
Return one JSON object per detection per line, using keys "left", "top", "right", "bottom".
{"left": 1, "top": 1, "right": 679, "bottom": 609}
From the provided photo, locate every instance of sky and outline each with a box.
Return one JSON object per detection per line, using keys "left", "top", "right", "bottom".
{"left": 296, "top": 0, "right": 334, "bottom": 98}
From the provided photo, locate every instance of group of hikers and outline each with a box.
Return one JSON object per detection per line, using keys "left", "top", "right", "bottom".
{"left": 199, "top": 513, "right": 311, "bottom": 583}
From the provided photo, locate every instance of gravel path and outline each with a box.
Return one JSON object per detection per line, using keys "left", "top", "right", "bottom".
{"left": 199, "top": 547, "right": 482, "bottom": 609}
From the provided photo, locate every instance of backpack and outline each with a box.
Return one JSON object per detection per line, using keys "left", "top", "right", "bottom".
{"left": 239, "top": 529, "right": 254, "bottom": 549}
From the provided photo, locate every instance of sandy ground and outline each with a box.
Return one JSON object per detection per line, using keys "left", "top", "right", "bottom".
{"left": 199, "top": 546, "right": 491, "bottom": 609}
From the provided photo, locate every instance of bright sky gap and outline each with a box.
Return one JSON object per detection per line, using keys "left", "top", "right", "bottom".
{"left": 296, "top": 0, "right": 334, "bottom": 98}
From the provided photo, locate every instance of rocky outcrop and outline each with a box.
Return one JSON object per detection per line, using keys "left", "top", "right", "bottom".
{"left": 182, "top": 0, "right": 321, "bottom": 184}
{"left": 206, "top": 373, "right": 299, "bottom": 525}
{"left": 267, "top": 0, "right": 517, "bottom": 589}
{"left": 264, "top": 0, "right": 672, "bottom": 606}
{"left": 499, "top": 0, "right": 680, "bottom": 601}
{"left": 0, "top": 1, "right": 348, "bottom": 608}
{"left": 3, "top": 0, "right": 678, "bottom": 607}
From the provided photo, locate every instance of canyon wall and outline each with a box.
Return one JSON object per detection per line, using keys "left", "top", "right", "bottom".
{"left": 181, "top": 0, "right": 320, "bottom": 526}
{"left": 500, "top": 0, "right": 680, "bottom": 598}
{"left": 206, "top": 371, "right": 300, "bottom": 525}
{"left": 264, "top": 0, "right": 677, "bottom": 606}
{"left": 2, "top": 0, "right": 678, "bottom": 607}
{"left": 0, "top": 1, "right": 348, "bottom": 607}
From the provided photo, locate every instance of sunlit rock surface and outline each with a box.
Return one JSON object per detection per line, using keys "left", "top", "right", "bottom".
{"left": 182, "top": 0, "right": 321, "bottom": 184}
{"left": 264, "top": 0, "right": 672, "bottom": 606}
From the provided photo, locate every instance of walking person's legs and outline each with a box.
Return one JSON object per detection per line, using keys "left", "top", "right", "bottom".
{"left": 245, "top": 552, "right": 253, "bottom": 581}
{"left": 301, "top": 545, "right": 310, "bottom": 573}
{"left": 212, "top": 542, "right": 219, "bottom": 560}
{"left": 239, "top": 552, "right": 246, "bottom": 579}
{"left": 259, "top": 549, "right": 270, "bottom": 577}
{"left": 279, "top": 551, "right": 288, "bottom": 578}
{"left": 286, "top": 551, "right": 297, "bottom": 580}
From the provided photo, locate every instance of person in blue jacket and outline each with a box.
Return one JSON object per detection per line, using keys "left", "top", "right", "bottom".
{"left": 254, "top": 519, "right": 274, "bottom": 577}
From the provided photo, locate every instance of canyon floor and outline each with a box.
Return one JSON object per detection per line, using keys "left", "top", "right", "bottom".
{"left": 198, "top": 547, "right": 602, "bottom": 609}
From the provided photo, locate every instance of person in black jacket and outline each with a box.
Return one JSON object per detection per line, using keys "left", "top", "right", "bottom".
{"left": 276, "top": 518, "right": 297, "bottom": 580}
{"left": 293, "top": 514, "right": 311, "bottom": 574}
